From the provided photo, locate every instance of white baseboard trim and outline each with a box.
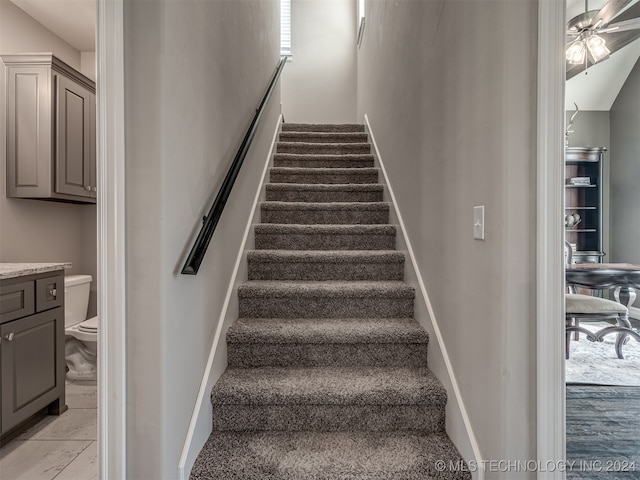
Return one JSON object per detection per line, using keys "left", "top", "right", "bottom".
{"left": 177, "top": 114, "right": 282, "bottom": 480}
{"left": 364, "top": 115, "right": 484, "bottom": 480}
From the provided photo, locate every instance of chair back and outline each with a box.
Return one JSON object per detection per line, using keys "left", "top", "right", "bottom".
{"left": 564, "top": 240, "right": 573, "bottom": 265}
{"left": 564, "top": 241, "right": 576, "bottom": 293}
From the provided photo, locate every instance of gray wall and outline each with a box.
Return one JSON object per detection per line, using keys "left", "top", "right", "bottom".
{"left": 565, "top": 111, "right": 611, "bottom": 260}
{"left": 0, "top": 0, "right": 97, "bottom": 314}
{"left": 610, "top": 58, "right": 640, "bottom": 307}
{"left": 357, "top": 0, "right": 537, "bottom": 474}
{"left": 123, "top": 0, "right": 280, "bottom": 476}
{"left": 281, "top": 0, "right": 357, "bottom": 123}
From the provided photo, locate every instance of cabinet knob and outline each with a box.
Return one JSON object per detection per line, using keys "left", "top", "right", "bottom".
{"left": 85, "top": 185, "right": 92, "bottom": 191}
{"left": 5, "top": 332, "right": 14, "bottom": 342}
{"left": 49, "top": 288, "right": 57, "bottom": 298}
{"left": 92, "top": 186, "right": 97, "bottom": 192}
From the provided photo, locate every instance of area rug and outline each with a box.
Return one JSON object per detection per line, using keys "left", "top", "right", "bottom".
{"left": 566, "top": 322, "right": 640, "bottom": 386}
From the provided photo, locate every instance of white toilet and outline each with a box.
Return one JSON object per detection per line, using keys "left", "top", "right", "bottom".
{"left": 64, "top": 275, "right": 98, "bottom": 380}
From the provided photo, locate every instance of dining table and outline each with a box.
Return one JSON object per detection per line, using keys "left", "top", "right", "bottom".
{"left": 565, "top": 262, "right": 640, "bottom": 358}
{"left": 565, "top": 262, "right": 640, "bottom": 308}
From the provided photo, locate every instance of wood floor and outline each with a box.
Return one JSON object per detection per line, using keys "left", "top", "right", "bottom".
{"left": 566, "top": 385, "right": 640, "bottom": 479}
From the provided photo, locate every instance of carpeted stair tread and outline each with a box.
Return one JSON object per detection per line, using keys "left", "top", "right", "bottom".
{"left": 239, "top": 282, "right": 413, "bottom": 318}
{"left": 281, "top": 123, "right": 365, "bottom": 132}
{"left": 238, "top": 280, "right": 414, "bottom": 299}
{"left": 254, "top": 223, "right": 397, "bottom": 235}
{"left": 227, "top": 317, "right": 428, "bottom": 344}
{"left": 270, "top": 167, "right": 378, "bottom": 175}
{"left": 226, "top": 317, "right": 428, "bottom": 367}
{"left": 254, "top": 224, "right": 397, "bottom": 250}
{"left": 247, "top": 250, "right": 404, "bottom": 264}
{"left": 190, "top": 431, "right": 471, "bottom": 480}
{"left": 261, "top": 202, "right": 389, "bottom": 225}
{"left": 277, "top": 142, "right": 371, "bottom": 155}
{"left": 261, "top": 201, "right": 389, "bottom": 210}
{"left": 270, "top": 167, "right": 378, "bottom": 184}
{"left": 266, "top": 183, "right": 384, "bottom": 203}
{"left": 247, "top": 250, "right": 404, "bottom": 280}
{"left": 211, "top": 366, "right": 445, "bottom": 406}
{"left": 273, "top": 153, "right": 374, "bottom": 168}
{"left": 266, "top": 183, "right": 383, "bottom": 192}
{"left": 279, "top": 132, "right": 368, "bottom": 143}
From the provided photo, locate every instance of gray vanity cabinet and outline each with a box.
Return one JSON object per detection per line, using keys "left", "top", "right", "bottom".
{"left": 2, "top": 54, "right": 96, "bottom": 203}
{"left": 0, "top": 272, "right": 66, "bottom": 441}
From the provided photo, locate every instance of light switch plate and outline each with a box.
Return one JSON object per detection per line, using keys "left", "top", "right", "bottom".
{"left": 473, "top": 205, "right": 485, "bottom": 240}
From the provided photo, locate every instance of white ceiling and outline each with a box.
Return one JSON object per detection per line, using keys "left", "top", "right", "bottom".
{"left": 10, "top": 0, "right": 95, "bottom": 52}
{"left": 565, "top": 0, "right": 640, "bottom": 110}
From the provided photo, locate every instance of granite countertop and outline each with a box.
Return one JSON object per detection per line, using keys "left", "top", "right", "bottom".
{"left": 0, "top": 263, "right": 72, "bottom": 280}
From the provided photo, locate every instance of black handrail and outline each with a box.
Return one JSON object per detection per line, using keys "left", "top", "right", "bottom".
{"left": 181, "top": 56, "right": 287, "bottom": 275}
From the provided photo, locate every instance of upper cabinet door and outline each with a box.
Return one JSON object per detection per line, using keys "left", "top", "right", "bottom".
{"left": 55, "top": 74, "right": 93, "bottom": 198}
{"left": 5, "top": 66, "right": 54, "bottom": 198}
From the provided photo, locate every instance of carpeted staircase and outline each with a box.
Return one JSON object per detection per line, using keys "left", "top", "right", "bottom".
{"left": 191, "top": 123, "right": 471, "bottom": 479}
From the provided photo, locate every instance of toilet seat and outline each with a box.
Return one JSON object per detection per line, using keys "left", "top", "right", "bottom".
{"left": 78, "top": 316, "right": 98, "bottom": 333}
{"left": 66, "top": 316, "right": 98, "bottom": 342}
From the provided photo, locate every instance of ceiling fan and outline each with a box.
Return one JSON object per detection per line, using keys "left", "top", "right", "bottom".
{"left": 566, "top": 0, "right": 640, "bottom": 79}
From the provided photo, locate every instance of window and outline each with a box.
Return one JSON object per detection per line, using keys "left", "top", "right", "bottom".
{"left": 281, "top": 0, "right": 292, "bottom": 56}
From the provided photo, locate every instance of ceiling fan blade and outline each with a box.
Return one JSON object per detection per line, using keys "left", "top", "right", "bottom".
{"left": 591, "top": 0, "right": 635, "bottom": 27}
{"left": 598, "top": 29, "right": 640, "bottom": 54}
{"left": 604, "top": 0, "right": 640, "bottom": 24}
{"left": 600, "top": 17, "right": 640, "bottom": 33}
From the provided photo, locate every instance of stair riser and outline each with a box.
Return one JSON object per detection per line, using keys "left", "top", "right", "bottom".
{"left": 270, "top": 171, "right": 378, "bottom": 184}
{"left": 273, "top": 156, "right": 374, "bottom": 168}
{"left": 212, "top": 404, "right": 444, "bottom": 433}
{"left": 261, "top": 209, "right": 389, "bottom": 225}
{"left": 254, "top": 232, "right": 396, "bottom": 250}
{"left": 281, "top": 124, "right": 365, "bottom": 133}
{"left": 279, "top": 133, "right": 368, "bottom": 144}
{"left": 265, "top": 189, "right": 383, "bottom": 203}
{"left": 227, "top": 343, "right": 428, "bottom": 368}
{"left": 238, "top": 297, "right": 414, "bottom": 318}
{"left": 247, "top": 261, "right": 404, "bottom": 281}
{"left": 277, "top": 143, "right": 371, "bottom": 155}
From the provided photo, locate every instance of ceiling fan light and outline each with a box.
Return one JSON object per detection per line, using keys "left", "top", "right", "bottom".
{"left": 586, "top": 34, "right": 610, "bottom": 63}
{"left": 566, "top": 41, "right": 586, "bottom": 64}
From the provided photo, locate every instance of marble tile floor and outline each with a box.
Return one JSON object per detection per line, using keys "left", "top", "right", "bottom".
{"left": 0, "top": 380, "right": 97, "bottom": 480}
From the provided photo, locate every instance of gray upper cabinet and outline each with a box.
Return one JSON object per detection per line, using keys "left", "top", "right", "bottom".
{"left": 2, "top": 54, "right": 96, "bottom": 203}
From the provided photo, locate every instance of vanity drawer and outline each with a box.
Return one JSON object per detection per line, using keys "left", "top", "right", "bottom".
{"left": 36, "top": 275, "right": 63, "bottom": 313}
{"left": 0, "top": 281, "right": 35, "bottom": 323}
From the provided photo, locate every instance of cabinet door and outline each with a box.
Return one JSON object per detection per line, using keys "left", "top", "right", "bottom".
{"left": 5, "top": 66, "right": 54, "bottom": 198}
{"left": 55, "top": 75, "right": 93, "bottom": 198}
{"left": 1, "top": 308, "right": 65, "bottom": 433}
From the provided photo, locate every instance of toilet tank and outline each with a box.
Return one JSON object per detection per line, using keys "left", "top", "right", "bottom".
{"left": 64, "top": 275, "right": 92, "bottom": 328}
